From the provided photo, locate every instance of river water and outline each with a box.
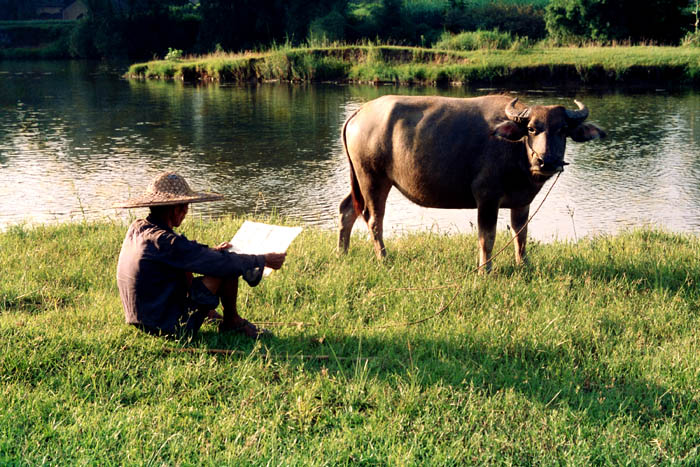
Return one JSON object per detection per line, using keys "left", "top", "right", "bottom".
{"left": 1, "top": 60, "right": 699, "bottom": 241}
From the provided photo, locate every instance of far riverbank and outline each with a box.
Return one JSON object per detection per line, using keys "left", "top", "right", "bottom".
{"left": 126, "top": 45, "right": 700, "bottom": 87}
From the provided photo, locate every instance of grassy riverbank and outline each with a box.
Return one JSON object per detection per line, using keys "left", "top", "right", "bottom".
{"left": 1, "top": 217, "right": 699, "bottom": 463}
{"left": 126, "top": 44, "right": 700, "bottom": 87}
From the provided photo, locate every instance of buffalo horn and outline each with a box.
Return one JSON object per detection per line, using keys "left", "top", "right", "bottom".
{"left": 565, "top": 100, "right": 589, "bottom": 123}
{"left": 505, "top": 98, "right": 531, "bottom": 123}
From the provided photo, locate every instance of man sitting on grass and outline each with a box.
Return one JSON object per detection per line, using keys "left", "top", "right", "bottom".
{"left": 115, "top": 171, "right": 286, "bottom": 338}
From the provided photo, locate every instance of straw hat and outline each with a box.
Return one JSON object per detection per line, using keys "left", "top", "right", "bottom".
{"left": 114, "top": 172, "right": 224, "bottom": 208}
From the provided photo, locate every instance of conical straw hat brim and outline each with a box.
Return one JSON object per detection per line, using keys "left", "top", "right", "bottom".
{"left": 114, "top": 191, "right": 224, "bottom": 209}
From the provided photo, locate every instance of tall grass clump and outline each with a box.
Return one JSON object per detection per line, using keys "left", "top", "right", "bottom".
{"left": 433, "top": 29, "right": 518, "bottom": 51}
{"left": 682, "top": 30, "right": 700, "bottom": 47}
{"left": 2, "top": 217, "right": 700, "bottom": 464}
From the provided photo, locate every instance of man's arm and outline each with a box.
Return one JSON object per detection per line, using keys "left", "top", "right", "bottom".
{"left": 155, "top": 233, "right": 263, "bottom": 279}
{"left": 158, "top": 234, "right": 286, "bottom": 285}
{"left": 263, "top": 252, "right": 286, "bottom": 270}
{"left": 214, "top": 242, "right": 286, "bottom": 270}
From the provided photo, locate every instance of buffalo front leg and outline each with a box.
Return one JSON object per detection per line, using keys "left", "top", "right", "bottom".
{"left": 338, "top": 193, "right": 358, "bottom": 253}
{"left": 510, "top": 205, "right": 530, "bottom": 265}
{"left": 477, "top": 203, "right": 499, "bottom": 273}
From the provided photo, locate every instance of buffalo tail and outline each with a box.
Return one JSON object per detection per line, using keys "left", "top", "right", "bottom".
{"left": 342, "top": 108, "right": 367, "bottom": 221}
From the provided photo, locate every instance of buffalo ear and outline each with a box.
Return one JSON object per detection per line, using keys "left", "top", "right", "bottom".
{"left": 569, "top": 122, "right": 606, "bottom": 142}
{"left": 493, "top": 121, "right": 524, "bottom": 141}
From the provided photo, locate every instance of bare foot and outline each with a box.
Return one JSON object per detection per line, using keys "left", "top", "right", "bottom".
{"left": 206, "top": 310, "right": 223, "bottom": 323}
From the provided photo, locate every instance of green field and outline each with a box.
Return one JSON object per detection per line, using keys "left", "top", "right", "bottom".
{"left": 1, "top": 217, "right": 699, "bottom": 463}
{"left": 127, "top": 44, "right": 700, "bottom": 87}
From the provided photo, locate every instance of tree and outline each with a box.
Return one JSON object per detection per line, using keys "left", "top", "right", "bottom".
{"left": 198, "top": 0, "right": 288, "bottom": 52}
{"left": 71, "top": 0, "right": 200, "bottom": 59}
{"left": 545, "top": 0, "right": 691, "bottom": 44}
{"left": 346, "top": 0, "right": 409, "bottom": 43}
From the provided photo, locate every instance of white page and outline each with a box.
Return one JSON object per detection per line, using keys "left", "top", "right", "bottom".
{"left": 228, "top": 221, "right": 302, "bottom": 275}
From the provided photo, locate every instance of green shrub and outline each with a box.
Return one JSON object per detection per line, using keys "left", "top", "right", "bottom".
{"left": 307, "top": 55, "right": 349, "bottom": 80}
{"left": 433, "top": 29, "right": 515, "bottom": 51}
{"left": 444, "top": 2, "right": 546, "bottom": 40}
{"left": 681, "top": 30, "right": 700, "bottom": 46}
{"left": 165, "top": 47, "right": 183, "bottom": 61}
{"left": 128, "top": 64, "right": 149, "bottom": 77}
{"left": 308, "top": 10, "right": 346, "bottom": 45}
{"left": 365, "top": 45, "right": 385, "bottom": 64}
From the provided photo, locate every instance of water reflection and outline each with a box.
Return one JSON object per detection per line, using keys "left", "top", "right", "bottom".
{"left": 0, "top": 60, "right": 699, "bottom": 242}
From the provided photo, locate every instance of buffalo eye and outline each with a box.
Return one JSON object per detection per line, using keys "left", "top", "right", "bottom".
{"left": 528, "top": 126, "right": 536, "bottom": 134}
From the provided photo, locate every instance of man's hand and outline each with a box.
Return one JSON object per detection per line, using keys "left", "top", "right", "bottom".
{"left": 214, "top": 242, "right": 232, "bottom": 251}
{"left": 264, "top": 252, "right": 286, "bottom": 270}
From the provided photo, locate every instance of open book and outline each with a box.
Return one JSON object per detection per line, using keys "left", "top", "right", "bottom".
{"left": 228, "top": 221, "right": 302, "bottom": 276}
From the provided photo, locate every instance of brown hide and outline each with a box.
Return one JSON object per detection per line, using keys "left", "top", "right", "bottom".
{"left": 337, "top": 94, "right": 606, "bottom": 271}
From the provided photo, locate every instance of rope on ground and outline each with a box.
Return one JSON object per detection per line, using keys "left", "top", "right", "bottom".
{"left": 158, "top": 345, "right": 373, "bottom": 361}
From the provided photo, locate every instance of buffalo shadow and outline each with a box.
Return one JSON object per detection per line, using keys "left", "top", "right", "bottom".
{"left": 187, "top": 236, "right": 699, "bottom": 429}
{"left": 194, "top": 319, "right": 695, "bottom": 429}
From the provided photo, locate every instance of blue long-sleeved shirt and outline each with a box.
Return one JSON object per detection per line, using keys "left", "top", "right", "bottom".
{"left": 116, "top": 216, "right": 265, "bottom": 333}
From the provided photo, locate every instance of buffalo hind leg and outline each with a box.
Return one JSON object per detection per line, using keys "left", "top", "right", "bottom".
{"left": 477, "top": 203, "right": 499, "bottom": 273}
{"left": 510, "top": 205, "right": 530, "bottom": 265}
{"left": 365, "top": 182, "right": 392, "bottom": 260}
{"left": 338, "top": 193, "right": 359, "bottom": 253}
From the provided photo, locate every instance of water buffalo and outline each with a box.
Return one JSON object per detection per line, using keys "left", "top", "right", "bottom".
{"left": 337, "top": 94, "right": 606, "bottom": 271}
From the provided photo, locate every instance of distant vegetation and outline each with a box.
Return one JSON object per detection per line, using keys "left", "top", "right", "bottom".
{"left": 545, "top": 0, "right": 691, "bottom": 44}
{"left": 0, "top": 1, "right": 697, "bottom": 61}
{"left": 0, "top": 20, "right": 75, "bottom": 59}
{"left": 127, "top": 44, "right": 700, "bottom": 88}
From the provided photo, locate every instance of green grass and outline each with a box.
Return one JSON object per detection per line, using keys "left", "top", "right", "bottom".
{"left": 1, "top": 216, "right": 700, "bottom": 463}
{"left": 127, "top": 44, "right": 700, "bottom": 86}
